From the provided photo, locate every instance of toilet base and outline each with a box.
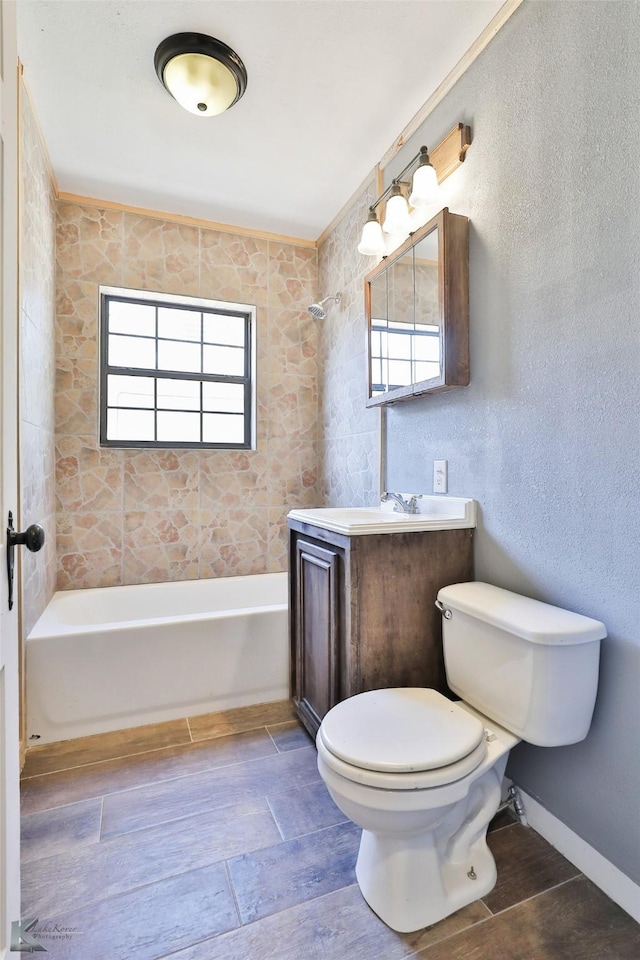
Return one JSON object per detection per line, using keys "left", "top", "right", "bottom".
{"left": 355, "top": 767, "right": 502, "bottom": 933}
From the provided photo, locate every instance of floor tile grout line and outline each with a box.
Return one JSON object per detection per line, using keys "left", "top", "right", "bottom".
{"left": 95, "top": 741, "right": 315, "bottom": 801}
{"left": 265, "top": 725, "right": 280, "bottom": 753}
{"left": 487, "top": 818, "right": 518, "bottom": 834}
{"left": 279, "top": 813, "right": 351, "bottom": 843}
{"left": 105, "top": 800, "right": 349, "bottom": 854}
{"left": 238, "top": 815, "right": 357, "bottom": 851}
{"left": 100, "top": 803, "right": 273, "bottom": 845}
{"left": 263, "top": 793, "right": 286, "bottom": 842}
{"left": 22, "top": 795, "right": 107, "bottom": 818}
{"left": 481, "top": 871, "right": 585, "bottom": 919}
{"left": 22, "top": 741, "right": 317, "bottom": 814}
{"left": 21, "top": 736, "right": 196, "bottom": 780}
{"left": 23, "top": 716, "right": 297, "bottom": 778}
{"left": 223, "top": 859, "right": 243, "bottom": 928}
{"left": 152, "top": 921, "right": 249, "bottom": 960}
{"left": 20, "top": 793, "right": 106, "bottom": 821}
{"left": 401, "top": 914, "right": 492, "bottom": 960}
{"left": 22, "top": 712, "right": 298, "bottom": 780}
{"left": 400, "top": 875, "right": 589, "bottom": 960}
{"left": 24, "top": 721, "right": 193, "bottom": 767}
{"left": 261, "top": 772, "right": 323, "bottom": 803}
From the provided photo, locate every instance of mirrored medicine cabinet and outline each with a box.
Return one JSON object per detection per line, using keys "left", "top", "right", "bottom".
{"left": 365, "top": 207, "right": 469, "bottom": 406}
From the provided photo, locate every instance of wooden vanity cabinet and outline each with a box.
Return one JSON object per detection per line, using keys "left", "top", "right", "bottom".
{"left": 288, "top": 518, "right": 473, "bottom": 738}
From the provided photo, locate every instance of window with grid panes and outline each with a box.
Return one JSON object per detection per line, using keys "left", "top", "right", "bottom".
{"left": 370, "top": 319, "right": 440, "bottom": 395}
{"left": 99, "top": 287, "right": 255, "bottom": 448}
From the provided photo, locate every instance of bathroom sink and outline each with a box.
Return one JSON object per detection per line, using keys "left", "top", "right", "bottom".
{"left": 288, "top": 497, "right": 476, "bottom": 535}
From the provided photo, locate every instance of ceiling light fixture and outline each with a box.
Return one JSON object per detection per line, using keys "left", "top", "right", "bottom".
{"left": 358, "top": 123, "right": 472, "bottom": 257}
{"left": 154, "top": 32, "right": 247, "bottom": 117}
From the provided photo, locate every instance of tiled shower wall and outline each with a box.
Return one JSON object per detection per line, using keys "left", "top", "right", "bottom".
{"left": 19, "top": 84, "right": 57, "bottom": 634}
{"left": 317, "top": 180, "right": 380, "bottom": 505}
{"left": 55, "top": 203, "right": 320, "bottom": 588}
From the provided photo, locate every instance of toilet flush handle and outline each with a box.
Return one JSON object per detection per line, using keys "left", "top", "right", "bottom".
{"left": 435, "top": 599, "right": 452, "bottom": 620}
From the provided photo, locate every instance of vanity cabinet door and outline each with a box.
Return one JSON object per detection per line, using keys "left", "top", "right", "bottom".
{"left": 288, "top": 521, "right": 474, "bottom": 739}
{"left": 292, "top": 537, "right": 342, "bottom": 737}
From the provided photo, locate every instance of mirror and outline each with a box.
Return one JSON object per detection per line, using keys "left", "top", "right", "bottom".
{"left": 365, "top": 208, "right": 469, "bottom": 406}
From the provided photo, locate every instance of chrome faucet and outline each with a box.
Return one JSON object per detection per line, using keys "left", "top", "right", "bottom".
{"left": 381, "top": 492, "right": 423, "bottom": 515}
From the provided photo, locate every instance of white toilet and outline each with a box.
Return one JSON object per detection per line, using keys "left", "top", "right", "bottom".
{"left": 316, "top": 581, "right": 606, "bottom": 933}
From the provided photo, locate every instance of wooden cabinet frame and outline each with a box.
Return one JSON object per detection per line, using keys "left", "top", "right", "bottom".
{"left": 365, "top": 207, "right": 469, "bottom": 406}
{"left": 289, "top": 519, "right": 474, "bottom": 738}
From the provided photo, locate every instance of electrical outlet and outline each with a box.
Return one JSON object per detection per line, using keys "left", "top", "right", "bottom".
{"left": 433, "top": 460, "right": 448, "bottom": 494}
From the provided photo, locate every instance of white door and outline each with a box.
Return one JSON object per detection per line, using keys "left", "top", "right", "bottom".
{"left": 0, "top": 1, "right": 21, "bottom": 955}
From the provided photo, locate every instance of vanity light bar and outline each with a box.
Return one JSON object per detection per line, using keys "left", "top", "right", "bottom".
{"left": 427, "top": 122, "right": 472, "bottom": 183}
{"left": 358, "top": 123, "right": 472, "bottom": 257}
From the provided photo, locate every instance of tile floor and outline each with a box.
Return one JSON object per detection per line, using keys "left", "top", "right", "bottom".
{"left": 21, "top": 716, "right": 640, "bottom": 960}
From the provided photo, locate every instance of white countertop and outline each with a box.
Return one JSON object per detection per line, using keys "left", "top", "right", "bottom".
{"left": 287, "top": 497, "right": 476, "bottom": 536}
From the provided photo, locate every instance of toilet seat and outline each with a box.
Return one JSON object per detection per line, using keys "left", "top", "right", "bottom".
{"left": 317, "top": 734, "right": 488, "bottom": 790}
{"left": 318, "top": 688, "right": 488, "bottom": 790}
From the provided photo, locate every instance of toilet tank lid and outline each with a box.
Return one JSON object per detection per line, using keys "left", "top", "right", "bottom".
{"left": 437, "top": 582, "right": 607, "bottom": 645}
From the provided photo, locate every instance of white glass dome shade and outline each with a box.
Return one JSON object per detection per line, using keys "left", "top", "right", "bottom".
{"left": 382, "top": 185, "right": 411, "bottom": 235}
{"left": 409, "top": 158, "right": 440, "bottom": 207}
{"left": 358, "top": 210, "right": 386, "bottom": 256}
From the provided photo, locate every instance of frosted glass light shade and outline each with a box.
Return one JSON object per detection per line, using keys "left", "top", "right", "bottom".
{"left": 409, "top": 162, "right": 440, "bottom": 207}
{"left": 383, "top": 189, "right": 411, "bottom": 235}
{"left": 163, "top": 54, "right": 239, "bottom": 115}
{"left": 358, "top": 215, "right": 386, "bottom": 256}
{"left": 155, "top": 34, "right": 247, "bottom": 117}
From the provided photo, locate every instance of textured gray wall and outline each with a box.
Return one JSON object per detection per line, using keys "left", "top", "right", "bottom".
{"left": 383, "top": 1, "right": 640, "bottom": 883}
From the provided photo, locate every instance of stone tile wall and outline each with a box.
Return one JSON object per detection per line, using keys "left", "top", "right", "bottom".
{"left": 55, "top": 203, "right": 320, "bottom": 588}
{"left": 317, "top": 181, "right": 380, "bottom": 505}
{"left": 19, "top": 84, "right": 57, "bottom": 634}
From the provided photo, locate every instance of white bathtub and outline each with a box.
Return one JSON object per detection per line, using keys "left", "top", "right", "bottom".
{"left": 26, "top": 572, "right": 289, "bottom": 744}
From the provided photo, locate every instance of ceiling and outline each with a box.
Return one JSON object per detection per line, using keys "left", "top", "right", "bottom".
{"left": 17, "top": 0, "right": 505, "bottom": 241}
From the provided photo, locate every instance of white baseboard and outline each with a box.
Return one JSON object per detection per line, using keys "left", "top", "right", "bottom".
{"left": 516, "top": 787, "right": 640, "bottom": 924}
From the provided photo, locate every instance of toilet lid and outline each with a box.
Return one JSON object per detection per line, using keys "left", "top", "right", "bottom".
{"left": 319, "top": 688, "right": 485, "bottom": 773}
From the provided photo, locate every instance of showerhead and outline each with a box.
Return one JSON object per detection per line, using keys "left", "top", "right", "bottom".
{"left": 307, "top": 292, "right": 341, "bottom": 319}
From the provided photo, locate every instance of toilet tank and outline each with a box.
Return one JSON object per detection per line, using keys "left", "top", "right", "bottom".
{"left": 437, "top": 582, "right": 606, "bottom": 747}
